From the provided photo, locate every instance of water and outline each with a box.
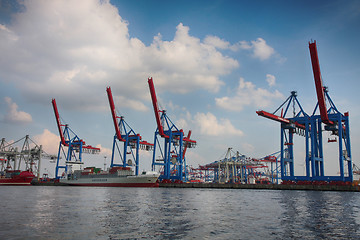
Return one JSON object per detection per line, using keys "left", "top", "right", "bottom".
{"left": 1, "top": 186, "right": 360, "bottom": 239}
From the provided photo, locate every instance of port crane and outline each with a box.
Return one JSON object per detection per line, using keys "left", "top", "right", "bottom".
{"left": 252, "top": 150, "right": 283, "bottom": 184}
{"left": 257, "top": 41, "right": 352, "bottom": 183}
{"left": 148, "top": 77, "right": 196, "bottom": 182}
{"left": 106, "top": 86, "right": 153, "bottom": 175}
{"left": 197, "top": 148, "right": 268, "bottom": 184}
{"left": 257, "top": 90, "right": 310, "bottom": 180}
{"left": 307, "top": 40, "right": 352, "bottom": 182}
{"left": 0, "top": 135, "right": 57, "bottom": 179}
{"left": 52, "top": 99, "right": 100, "bottom": 179}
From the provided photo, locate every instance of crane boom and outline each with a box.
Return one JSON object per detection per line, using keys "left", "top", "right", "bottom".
{"left": 51, "top": 98, "right": 100, "bottom": 151}
{"left": 51, "top": 99, "right": 67, "bottom": 146}
{"left": 148, "top": 77, "right": 167, "bottom": 138}
{"left": 309, "top": 40, "right": 333, "bottom": 125}
{"left": 256, "top": 110, "right": 306, "bottom": 129}
{"left": 106, "top": 86, "right": 125, "bottom": 142}
{"left": 182, "top": 130, "right": 192, "bottom": 160}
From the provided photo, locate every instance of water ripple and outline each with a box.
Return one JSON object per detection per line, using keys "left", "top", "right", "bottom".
{"left": 0, "top": 187, "right": 360, "bottom": 239}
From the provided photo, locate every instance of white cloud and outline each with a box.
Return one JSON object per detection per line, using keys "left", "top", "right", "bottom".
{"left": 237, "top": 40, "right": 252, "bottom": 50}
{"left": 204, "top": 35, "right": 230, "bottom": 49}
{"left": 174, "top": 110, "right": 192, "bottom": 130}
{"left": 237, "top": 38, "right": 275, "bottom": 60}
{"left": 0, "top": 24, "right": 11, "bottom": 33}
{"left": 114, "top": 95, "right": 148, "bottom": 112}
{"left": 0, "top": 1, "right": 240, "bottom": 111}
{"left": 186, "top": 151, "right": 208, "bottom": 166}
{"left": 96, "top": 144, "right": 112, "bottom": 157}
{"left": 266, "top": 74, "right": 276, "bottom": 87}
{"left": 251, "top": 38, "right": 275, "bottom": 60}
{"left": 242, "top": 143, "right": 255, "bottom": 153}
{"left": 215, "top": 77, "right": 284, "bottom": 111}
{"left": 33, "top": 129, "right": 60, "bottom": 154}
{"left": 146, "top": 23, "right": 239, "bottom": 93}
{"left": 194, "top": 112, "right": 243, "bottom": 136}
{"left": 3, "top": 97, "right": 32, "bottom": 124}
{"left": 176, "top": 118, "right": 189, "bottom": 131}
{"left": 175, "top": 109, "right": 243, "bottom": 137}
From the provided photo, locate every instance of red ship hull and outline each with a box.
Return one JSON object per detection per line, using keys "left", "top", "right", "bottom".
{"left": 0, "top": 171, "right": 35, "bottom": 186}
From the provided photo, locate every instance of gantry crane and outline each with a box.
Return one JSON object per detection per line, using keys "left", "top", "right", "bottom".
{"left": 52, "top": 99, "right": 100, "bottom": 179}
{"left": 257, "top": 90, "right": 310, "bottom": 181}
{"left": 307, "top": 40, "right": 352, "bottom": 182}
{"left": 256, "top": 150, "right": 284, "bottom": 184}
{"left": 257, "top": 41, "right": 352, "bottom": 183}
{"left": 200, "top": 148, "right": 265, "bottom": 184}
{"left": 148, "top": 77, "right": 196, "bottom": 182}
{"left": 106, "top": 86, "right": 153, "bottom": 175}
{"left": 0, "top": 135, "right": 56, "bottom": 179}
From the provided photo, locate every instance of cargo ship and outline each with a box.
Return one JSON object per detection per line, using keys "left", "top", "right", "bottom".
{"left": 60, "top": 166, "right": 160, "bottom": 187}
{"left": 0, "top": 170, "right": 35, "bottom": 185}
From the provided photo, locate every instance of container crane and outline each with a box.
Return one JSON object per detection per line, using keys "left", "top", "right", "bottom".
{"left": 148, "top": 77, "right": 196, "bottom": 182}
{"left": 257, "top": 41, "right": 352, "bottom": 183}
{"left": 307, "top": 40, "right": 352, "bottom": 182}
{"left": 201, "top": 148, "right": 265, "bottom": 184}
{"left": 106, "top": 86, "right": 154, "bottom": 175}
{"left": 253, "top": 150, "right": 283, "bottom": 184}
{"left": 52, "top": 99, "right": 100, "bottom": 179}
{"left": 257, "top": 90, "right": 310, "bottom": 180}
{"left": 309, "top": 41, "right": 333, "bottom": 126}
{"left": 0, "top": 135, "right": 56, "bottom": 180}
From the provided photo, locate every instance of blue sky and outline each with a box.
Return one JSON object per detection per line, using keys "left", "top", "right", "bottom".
{"left": 0, "top": 0, "right": 359, "bottom": 177}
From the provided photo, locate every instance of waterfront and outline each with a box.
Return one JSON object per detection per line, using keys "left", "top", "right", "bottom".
{"left": 1, "top": 186, "right": 360, "bottom": 239}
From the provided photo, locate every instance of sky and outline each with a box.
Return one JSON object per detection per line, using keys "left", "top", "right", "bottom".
{"left": 0, "top": 0, "right": 360, "bottom": 178}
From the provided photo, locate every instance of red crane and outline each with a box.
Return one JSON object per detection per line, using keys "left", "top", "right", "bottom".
{"left": 256, "top": 40, "right": 353, "bottom": 183}
{"left": 147, "top": 77, "right": 196, "bottom": 181}
{"left": 51, "top": 98, "right": 100, "bottom": 178}
{"left": 256, "top": 110, "right": 306, "bottom": 129}
{"left": 106, "top": 86, "right": 153, "bottom": 173}
{"left": 182, "top": 130, "right": 192, "bottom": 160}
{"left": 148, "top": 77, "right": 167, "bottom": 138}
{"left": 51, "top": 98, "right": 99, "bottom": 151}
{"left": 309, "top": 40, "right": 333, "bottom": 125}
{"left": 106, "top": 87, "right": 125, "bottom": 142}
{"left": 106, "top": 86, "right": 153, "bottom": 148}
{"left": 52, "top": 99, "right": 66, "bottom": 146}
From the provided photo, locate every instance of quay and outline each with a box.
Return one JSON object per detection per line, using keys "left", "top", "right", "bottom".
{"left": 30, "top": 180, "right": 360, "bottom": 191}
{"left": 159, "top": 182, "right": 360, "bottom": 192}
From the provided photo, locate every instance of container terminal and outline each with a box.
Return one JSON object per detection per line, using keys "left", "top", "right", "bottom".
{"left": 1, "top": 40, "right": 359, "bottom": 191}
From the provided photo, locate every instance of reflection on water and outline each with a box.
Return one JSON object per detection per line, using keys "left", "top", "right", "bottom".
{"left": 280, "top": 191, "right": 360, "bottom": 239}
{"left": 0, "top": 187, "right": 360, "bottom": 239}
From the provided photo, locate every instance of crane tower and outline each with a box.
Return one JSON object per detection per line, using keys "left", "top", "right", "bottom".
{"left": 257, "top": 41, "right": 352, "bottom": 183}
{"left": 148, "top": 77, "right": 196, "bottom": 182}
{"left": 106, "top": 86, "right": 153, "bottom": 175}
{"left": 52, "top": 99, "right": 100, "bottom": 179}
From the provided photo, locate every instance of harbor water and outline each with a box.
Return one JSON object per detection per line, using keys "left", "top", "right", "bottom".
{"left": 1, "top": 186, "right": 360, "bottom": 239}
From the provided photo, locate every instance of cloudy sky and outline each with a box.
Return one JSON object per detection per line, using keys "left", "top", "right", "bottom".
{"left": 1, "top": 0, "right": 359, "bottom": 177}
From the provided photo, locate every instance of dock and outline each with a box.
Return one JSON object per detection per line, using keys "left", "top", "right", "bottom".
{"left": 159, "top": 182, "right": 360, "bottom": 192}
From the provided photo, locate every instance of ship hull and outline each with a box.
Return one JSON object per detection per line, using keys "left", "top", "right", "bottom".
{"left": 62, "top": 182, "right": 159, "bottom": 187}
{"left": 0, "top": 171, "right": 35, "bottom": 186}
{"left": 0, "top": 179, "right": 33, "bottom": 186}
{"left": 60, "top": 174, "right": 159, "bottom": 187}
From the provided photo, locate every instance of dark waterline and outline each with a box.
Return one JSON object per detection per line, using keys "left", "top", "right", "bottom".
{"left": 1, "top": 186, "right": 360, "bottom": 239}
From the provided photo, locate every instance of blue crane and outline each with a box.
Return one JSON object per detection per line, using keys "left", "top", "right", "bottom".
{"left": 257, "top": 41, "right": 352, "bottom": 184}
{"left": 148, "top": 77, "right": 196, "bottom": 182}
{"left": 51, "top": 99, "right": 100, "bottom": 179}
{"left": 106, "top": 87, "right": 153, "bottom": 175}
